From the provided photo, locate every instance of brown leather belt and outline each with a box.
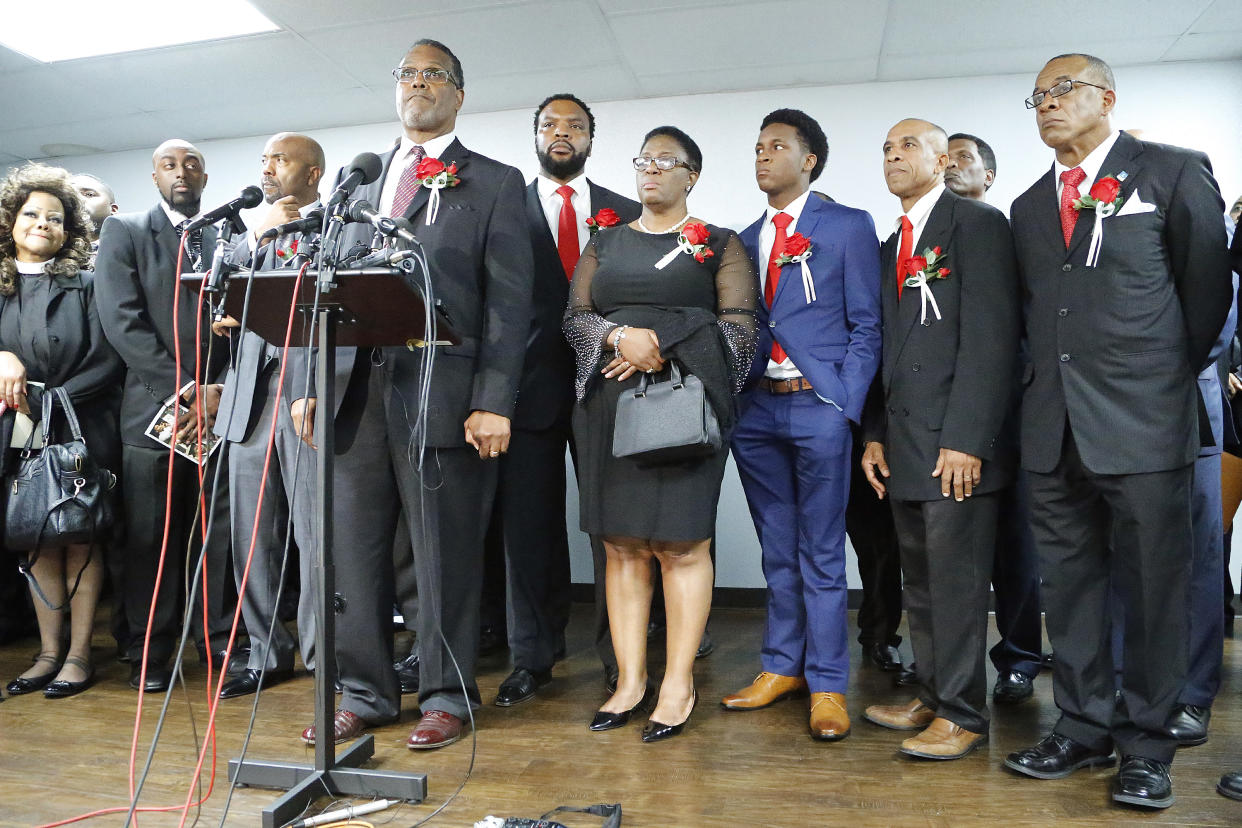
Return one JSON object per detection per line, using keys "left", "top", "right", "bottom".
{"left": 758, "top": 377, "right": 814, "bottom": 394}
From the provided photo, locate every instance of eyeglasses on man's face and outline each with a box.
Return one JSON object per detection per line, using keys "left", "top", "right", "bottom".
{"left": 392, "top": 66, "right": 457, "bottom": 86}
{"left": 1025, "top": 78, "right": 1107, "bottom": 109}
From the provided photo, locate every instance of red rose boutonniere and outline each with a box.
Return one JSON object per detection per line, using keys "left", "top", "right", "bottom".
{"left": 585, "top": 207, "right": 620, "bottom": 236}
{"left": 414, "top": 157, "right": 461, "bottom": 225}
{"left": 774, "top": 233, "right": 818, "bottom": 303}
{"left": 275, "top": 239, "right": 299, "bottom": 262}
{"left": 680, "top": 222, "right": 714, "bottom": 263}
{"left": 901, "top": 245, "right": 950, "bottom": 324}
{"left": 1072, "top": 171, "right": 1128, "bottom": 267}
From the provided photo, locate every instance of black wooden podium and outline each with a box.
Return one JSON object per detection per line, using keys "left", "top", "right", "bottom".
{"left": 184, "top": 263, "right": 458, "bottom": 828}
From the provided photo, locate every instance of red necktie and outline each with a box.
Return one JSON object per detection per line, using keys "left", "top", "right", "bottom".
{"left": 765, "top": 211, "right": 793, "bottom": 364}
{"left": 556, "top": 184, "right": 579, "bottom": 280}
{"left": 1059, "top": 166, "right": 1086, "bottom": 248}
{"left": 897, "top": 215, "right": 913, "bottom": 300}
{"left": 391, "top": 144, "right": 426, "bottom": 218}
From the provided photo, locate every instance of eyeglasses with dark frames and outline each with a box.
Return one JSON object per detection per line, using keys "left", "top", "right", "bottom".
{"left": 1025, "top": 79, "right": 1107, "bottom": 109}
{"left": 632, "top": 155, "right": 696, "bottom": 172}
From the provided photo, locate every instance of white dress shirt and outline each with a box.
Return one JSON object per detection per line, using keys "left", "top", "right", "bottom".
{"left": 760, "top": 189, "right": 812, "bottom": 380}
{"left": 1054, "top": 129, "right": 1121, "bottom": 205}
{"left": 893, "top": 181, "right": 945, "bottom": 253}
{"left": 379, "top": 131, "right": 458, "bottom": 217}
{"left": 537, "top": 173, "right": 592, "bottom": 253}
{"left": 160, "top": 201, "right": 202, "bottom": 228}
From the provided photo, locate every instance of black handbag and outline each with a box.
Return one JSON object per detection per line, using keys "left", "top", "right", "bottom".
{"left": 5, "top": 386, "right": 116, "bottom": 553}
{"left": 612, "top": 361, "right": 721, "bottom": 465}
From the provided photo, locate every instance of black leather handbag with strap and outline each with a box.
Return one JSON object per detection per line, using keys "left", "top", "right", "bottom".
{"left": 612, "top": 360, "right": 721, "bottom": 465}
{"left": 5, "top": 386, "right": 116, "bottom": 553}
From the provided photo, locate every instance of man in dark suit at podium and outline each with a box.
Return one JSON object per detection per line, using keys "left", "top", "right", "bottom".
{"left": 485, "top": 93, "right": 640, "bottom": 707}
{"left": 215, "top": 132, "right": 326, "bottom": 699}
{"left": 95, "top": 139, "right": 235, "bottom": 692}
{"left": 293, "top": 40, "right": 533, "bottom": 750}
{"left": 1002, "top": 54, "right": 1232, "bottom": 809}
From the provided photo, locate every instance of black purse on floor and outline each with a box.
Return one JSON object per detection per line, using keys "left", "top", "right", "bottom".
{"left": 612, "top": 361, "right": 721, "bottom": 465}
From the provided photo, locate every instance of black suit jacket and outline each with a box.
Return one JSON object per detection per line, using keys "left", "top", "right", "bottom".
{"left": 1011, "top": 133, "right": 1233, "bottom": 475}
{"left": 863, "top": 188, "right": 1020, "bottom": 502}
{"left": 330, "top": 138, "right": 534, "bottom": 448}
{"left": 95, "top": 204, "right": 228, "bottom": 446}
{"left": 515, "top": 178, "right": 639, "bottom": 431}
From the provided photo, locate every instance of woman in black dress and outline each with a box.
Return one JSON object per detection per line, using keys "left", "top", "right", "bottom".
{"left": 565, "top": 127, "right": 758, "bottom": 740}
{"left": 0, "top": 164, "right": 123, "bottom": 698}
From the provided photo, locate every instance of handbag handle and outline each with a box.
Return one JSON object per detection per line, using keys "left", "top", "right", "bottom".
{"left": 40, "top": 386, "right": 87, "bottom": 445}
{"left": 631, "top": 361, "right": 684, "bottom": 399}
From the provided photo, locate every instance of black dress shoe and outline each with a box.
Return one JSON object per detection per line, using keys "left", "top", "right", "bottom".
{"left": 993, "top": 670, "right": 1035, "bottom": 705}
{"left": 604, "top": 665, "right": 619, "bottom": 695}
{"left": 198, "top": 645, "right": 249, "bottom": 675}
{"left": 44, "top": 657, "right": 95, "bottom": 699}
{"left": 394, "top": 652, "right": 420, "bottom": 695}
{"left": 1164, "top": 703, "right": 1209, "bottom": 746}
{"left": 1112, "top": 756, "right": 1174, "bottom": 809}
{"left": 1217, "top": 770, "right": 1242, "bottom": 801}
{"left": 1004, "top": 732, "right": 1116, "bottom": 779}
{"left": 6, "top": 653, "right": 62, "bottom": 695}
{"left": 495, "top": 667, "right": 552, "bottom": 707}
{"left": 641, "top": 691, "right": 697, "bottom": 743}
{"left": 695, "top": 629, "right": 715, "bottom": 659}
{"left": 864, "top": 643, "right": 902, "bottom": 672}
{"left": 219, "top": 667, "right": 293, "bottom": 699}
{"left": 130, "top": 662, "right": 172, "bottom": 692}
{"left": 590, "top": 683, "right": 655, "bottom": 731}
{"left": 894, "top": 662, "right": 918, "bottom": 688}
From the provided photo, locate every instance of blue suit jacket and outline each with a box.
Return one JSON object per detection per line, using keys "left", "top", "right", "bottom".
{"left": 739, "top": 194, "right": 882, "bottom": 423}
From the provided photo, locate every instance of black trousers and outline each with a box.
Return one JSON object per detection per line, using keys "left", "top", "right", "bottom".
{"left": 989, "top": 476, "right": 1044, "bottom": 677}
{"left": 1026, "top": 428, "right": 1191, "bottom": 764}
{"left": 845, "top": 428, "right": 903, "bottom": 648}
{"left": 890, "top": 492, "right": 998, "bottom": 735}
{"left": 119, "top": 442, "right": 234, "bottom": 665}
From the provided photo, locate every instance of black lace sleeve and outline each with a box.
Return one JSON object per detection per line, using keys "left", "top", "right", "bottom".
{"left": 714, "top": 232, "right": 759, "bottom": 392}
{"left": 562, "top": 236, "right": 615, "bottom": 401}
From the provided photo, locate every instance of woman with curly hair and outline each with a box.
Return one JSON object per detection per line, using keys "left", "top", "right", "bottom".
{"left": 0, "top": 163, "right": 123, "bottom": 698}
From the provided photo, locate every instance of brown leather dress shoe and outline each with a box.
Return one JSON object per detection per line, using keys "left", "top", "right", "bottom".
{"left": 863, "top": 697, "right": 936, "bottom": 730}
{"left": 407, "top": 710, "right": 467, "bottom": 749}
{"left": 899, "top": 717, "right": 987, "bottom": 760}
{"left": 809, "top": 692, "right": 850, "bottom": 741}
{"left": 721, "top": 672, "right": 808, "bottom": 710}
{"left": 301, "top": 709, "right": 368, "bottom": 745}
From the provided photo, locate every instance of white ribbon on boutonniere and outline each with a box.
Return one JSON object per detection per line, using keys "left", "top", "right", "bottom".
{"left": 414, "top": 158, "right": 461, "bottom": 225}
{"left": 773, "top": 232, "right": 815, "bottom": 304}
{"left": 901, "top": 245, "right": 951, "bottom": 325}
{"left": 655, "top": 222, "right": 714, "bottom": 270}
{"left": 1073, "top": 171, "right": 1127, "bottom": 268}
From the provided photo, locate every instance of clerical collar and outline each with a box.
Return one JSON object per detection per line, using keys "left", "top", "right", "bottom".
{"left": 16, "top": 259, "right": 51, "bottom": 275}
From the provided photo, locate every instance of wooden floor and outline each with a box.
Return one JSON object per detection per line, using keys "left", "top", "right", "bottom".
{"left": 1, "top": 606, "right": 1240, "bottom": 828}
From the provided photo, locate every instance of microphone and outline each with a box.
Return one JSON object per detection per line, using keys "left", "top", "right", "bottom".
{"left": 327, "top": 152, "right": 383, "bottom": 208}
{"left": 258, "top": 207, "right": 325, "bottom": 242}
{"left": 182, "top": 185, "right": 263, "bottom": 233}
{"left": 346, "top": 199, "right": 419, "bottom": 246}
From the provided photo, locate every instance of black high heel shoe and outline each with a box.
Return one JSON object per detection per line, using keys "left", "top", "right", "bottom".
{"left": 589, "top": 682, "right": 656, "bottom": 732}
{"left": 44, "top": 656, "right": 95, "bottom": 699}
{"left": 6, "top": 653, "right": 62, "bottom": 695}
{"left": 642, "top": 690, "right": 697, "bottom": 743}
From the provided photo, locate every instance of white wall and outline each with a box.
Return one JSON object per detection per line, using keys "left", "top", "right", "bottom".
{"left": 15, "top": 58, "right": 1242, "bottom": 589}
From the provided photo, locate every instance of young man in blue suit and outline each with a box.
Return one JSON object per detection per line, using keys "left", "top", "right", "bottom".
{"left": 722, "top": 109, "right": 881, "bottom": 741}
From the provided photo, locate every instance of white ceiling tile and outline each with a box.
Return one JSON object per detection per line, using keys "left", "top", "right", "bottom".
{"left": 0, "top": 112, "right": 172, "bottom": 160}
{"left": 459, "top": 68, "right": 641, "bottom": 115}
{"left": 878, "top": 38, "right": 1181, "bottom": 83}
{"left": 1163, "top": 32, "right": 1242, "bottom": 62}
{"left": 602, "top": 0, "right": 750, "bottom": 12}
{"left": 0, "top": 67, "right": 144, "bottom": 131}
{"left": 1187, "top": 0, "right": 1242, "bottom": 32}
{"left": 155, "top": 88, "right": 394, "bottom": 145}
{"left": 251, "top": 0, "right": 527, "bottom": 31}
{"left": 637, "top": 57, "right": 879, "bottom": 98}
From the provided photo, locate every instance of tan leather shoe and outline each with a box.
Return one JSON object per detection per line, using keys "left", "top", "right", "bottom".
{"left": 721, "top": 672, "right": 808, "bottom": 710}
{"left": 863, "top": 697, "right": 936, "bottom": 730}
{"left": 809, "top": 692, "right": 850, "bottom": 741}
{"left": 899, "top": 717, "right": 987, "bottom": 760}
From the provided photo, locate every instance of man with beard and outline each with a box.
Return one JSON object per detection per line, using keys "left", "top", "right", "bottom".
{"left": 214, "top": 132, "right": 325, "bottom": 698}
{"left": 95, "top": 139, "right": 236, "bottom": 692}
{"left": 70, "top": 173, "right": 118, "bottom": 265}
{"left": 484, "top": 94, "right": 641, "bottom": 707}
{"left": 944, "top": 132, "right": 1046, "bottom": 707}
{"left": 293, "top": 40, "right": 533, "bottom": 749}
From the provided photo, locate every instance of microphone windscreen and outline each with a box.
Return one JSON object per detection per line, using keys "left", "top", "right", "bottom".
{"left": 350, "top": 152, "right": 383, "bottom": 186}
{"left": 240, "top": 185, "right": 264, "bottom": 209}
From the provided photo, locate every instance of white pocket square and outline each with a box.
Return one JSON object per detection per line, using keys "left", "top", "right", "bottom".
{"left": 1115, "top": 188, "right": 1157, "bottom": 216}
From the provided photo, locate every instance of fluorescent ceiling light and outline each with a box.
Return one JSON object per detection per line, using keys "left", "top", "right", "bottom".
{"left": 0, "top": 0, "right": 279, "bottom": 62}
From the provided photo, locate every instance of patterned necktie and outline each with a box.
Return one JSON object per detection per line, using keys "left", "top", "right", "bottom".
{"left": 1059, "top": 166, "right": 1086, "bottom": 248}
{"left": 765, "top": 211, "right": 793, "bottom": 364}
{"left": 897, "top": 215, "right": 913, "bottom": 300}
{"left": 556, "top": 184, "right": 579, "bottom": 281}
{"left": 176, "top": 219, "right": 204, "bottom": 272}
{"left": 391, "top": 144, "right": 427, "bottom": 217}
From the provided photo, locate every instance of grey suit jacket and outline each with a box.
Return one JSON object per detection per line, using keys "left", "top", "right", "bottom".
{"left": 1011, "top": 132, "right": 1233, "bottom": 475}
{"left": 863, "top": 188, "right": 1020, "bottom": 502}
{"left": 95, "top": 204, "right": 228, "bottom": 446}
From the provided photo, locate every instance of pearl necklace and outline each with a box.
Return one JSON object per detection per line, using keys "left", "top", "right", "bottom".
{"left": 636, "top": 213, "right": 690, "bottom": 235}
